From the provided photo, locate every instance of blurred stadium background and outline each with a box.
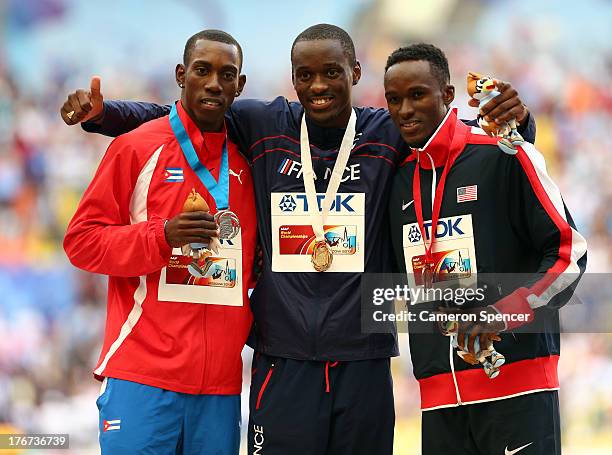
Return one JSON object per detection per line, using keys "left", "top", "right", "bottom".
{"left": 1, "top": 0, "right": 611, "bottom": 453}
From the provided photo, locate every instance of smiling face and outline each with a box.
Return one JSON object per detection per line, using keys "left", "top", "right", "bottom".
{"left": 384, "top": 60, "right": 454, "bottom": 148}
{"left": 176, "top": 39, "right": 246, "bottom": 132}
{"left": 291, "top": 39, "right": 361, "bottom": 128}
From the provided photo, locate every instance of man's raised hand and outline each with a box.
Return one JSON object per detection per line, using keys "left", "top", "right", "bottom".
{"left": 60, "top": 76, "right": 104, "bottom": 125}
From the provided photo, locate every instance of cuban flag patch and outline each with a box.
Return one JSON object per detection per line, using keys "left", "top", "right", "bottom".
{"left": 103, "top": 419, "right": 121, "bottom": 432}
{"left": 164, "top": 167, "right": 184, "bottom": 182}
{"left": 457, "top": 185, "right": 478, "bottom": 203}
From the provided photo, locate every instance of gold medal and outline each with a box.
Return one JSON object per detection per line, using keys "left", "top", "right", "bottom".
{"left": 299, "top": 110, "right": 356, "bottom": 273}
{"left": 311, "top": 240, "right": 333, "bottom": 272}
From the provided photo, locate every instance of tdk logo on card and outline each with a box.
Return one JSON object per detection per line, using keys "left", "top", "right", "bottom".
{"left": 407, "top": 225, "right": 422, "bottom": 243}
{"left": 279, "top": 193, "right": 355, "bottom": 213}
{"left": 278, "top": 195, "right": 297, "bottom": 212}
{"left": 407, "top": 216, "right": 466, "bottom": 243}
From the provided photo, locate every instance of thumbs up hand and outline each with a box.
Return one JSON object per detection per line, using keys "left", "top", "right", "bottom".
{"left": 60, "top": 76, "right": 104, "bottom": 125}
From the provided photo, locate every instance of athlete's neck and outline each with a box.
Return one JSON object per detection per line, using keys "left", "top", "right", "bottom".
{"left": 411, "top": 107, "right": 451, "bottom": 150}
{"left": 181, "top": 101, "right": 224, "bottom": 133}
{"left": 197, "top": 120, "right": 224, "bottom": 133}
{"left": 307, "top": 105, "right": 353, "bottom": 130}
{"left": 306, "top": 118, "right": 348, "bottom": 151}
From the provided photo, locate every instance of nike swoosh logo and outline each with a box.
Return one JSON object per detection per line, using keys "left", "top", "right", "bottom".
{"left": 505, "top": 442, "right": 533, "bottom": 455}
{"left": 402, "top": 200, "right": 414, "bottom": 211}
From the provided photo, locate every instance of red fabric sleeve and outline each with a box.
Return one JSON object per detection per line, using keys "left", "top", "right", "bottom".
{"left": 492, "top": 287, "right": 535, "bottom": 331}
{"left": 64, "top": 135, "right": 172, "bottom": 277}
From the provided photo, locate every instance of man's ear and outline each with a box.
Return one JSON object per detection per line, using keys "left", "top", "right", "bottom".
{"left": 291, "top": 66, "right": 297, "bottom": 88}
{"left": 175, "top": 64, "right": 186, "bottom": 88}
{"left": 352, "top": 61, "right": 362, "bottom": 86}
{"left": 236, "top": 74, "right": 247, "bottom": 96}
{"left": 444, "top": 84, "right": 455, "bottom": 105}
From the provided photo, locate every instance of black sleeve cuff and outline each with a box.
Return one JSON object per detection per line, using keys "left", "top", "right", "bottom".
{"left": 81, "top": 102, "right": 107, "bottom": 133}
{"left": 518, "top": 111, "right": 536, "bottom": 143}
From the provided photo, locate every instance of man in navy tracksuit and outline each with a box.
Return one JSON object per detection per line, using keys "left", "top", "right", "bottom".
{"left": 385, "top": 44, "right": 587, "bottom": 454}
{"left": 63, "top": 26, "right": 535, "bottom": 454}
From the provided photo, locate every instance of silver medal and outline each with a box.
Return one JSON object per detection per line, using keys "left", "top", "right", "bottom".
{"left": 215, "top": 210, "right": 241, "bottom": 240}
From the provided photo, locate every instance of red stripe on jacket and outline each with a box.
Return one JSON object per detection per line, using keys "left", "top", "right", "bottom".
{"left": 419, "top": 355, "right": 560, "bottom": 410}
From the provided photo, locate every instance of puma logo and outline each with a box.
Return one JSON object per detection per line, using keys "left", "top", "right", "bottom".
{"left": 229, "top": 168, "right": 244, "bottom": 184}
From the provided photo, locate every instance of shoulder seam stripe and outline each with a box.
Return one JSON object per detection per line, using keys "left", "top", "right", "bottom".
{"left": 352, "top": 142, "right": 399, "bottom": 157}
{"left": 249, "top": 136, "right": 399, "bottom": 157}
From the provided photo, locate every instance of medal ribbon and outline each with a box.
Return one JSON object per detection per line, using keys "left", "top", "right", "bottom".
{"left": 412, "top": 117, "right": 469, "bottom": 266}
{"left": 300, "top": 109, "right": 357, "bottom": 242}
{"left": 169, "top": 103, "right": 229, "bottom": 209}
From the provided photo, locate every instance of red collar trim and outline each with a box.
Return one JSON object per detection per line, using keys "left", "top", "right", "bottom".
{"left": 413, "top": 107, "right": 456, "bottom": 169}
{"left": 404, "top": 108, "right": 470, "bottom": 169}
{"left": 175, "top": 101, "right": 227, "bottom": 160}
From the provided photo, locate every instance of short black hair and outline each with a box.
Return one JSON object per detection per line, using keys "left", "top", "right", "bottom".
{"left": 385, "top": 43, "right": 450, "bottom": 89}
{"left": 291, "top": 23, "right": 356, "bottom": 66}
{"left": 183, "top": 29, "right": 243, "bottom": 69}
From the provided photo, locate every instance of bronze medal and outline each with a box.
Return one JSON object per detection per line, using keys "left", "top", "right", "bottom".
{"left": 311, "top": 240, "right": 333, "bottom": 272}
{"left": 214, "top": 209, "right": 240, "bottom": 240}
{"left": 422, "top": 262, "right": 434, "bottom": 288}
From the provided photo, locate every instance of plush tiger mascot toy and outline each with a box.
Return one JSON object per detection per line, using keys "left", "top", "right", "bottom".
{"left": 467, "top": 71, "right": 524, "bottom": 154}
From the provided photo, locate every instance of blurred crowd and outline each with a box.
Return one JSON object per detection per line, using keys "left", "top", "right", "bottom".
{"left": 1, "top": 0, "right": 611, "bottom": 453}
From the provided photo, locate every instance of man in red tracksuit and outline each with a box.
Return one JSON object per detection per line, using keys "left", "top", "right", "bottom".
{"left": 64, "top": 30, "right": 256, "bottom": 454}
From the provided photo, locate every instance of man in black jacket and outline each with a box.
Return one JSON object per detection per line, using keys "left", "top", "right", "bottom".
{"left": 385, "top": 43, "right": 587, "bottom": 455}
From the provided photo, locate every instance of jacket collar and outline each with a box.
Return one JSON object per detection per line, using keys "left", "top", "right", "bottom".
{"left": 410, "top": 107, "right": 458, "bottom": 169}
{"left": 175, "top": 100, "right": 227, "bottom": 161}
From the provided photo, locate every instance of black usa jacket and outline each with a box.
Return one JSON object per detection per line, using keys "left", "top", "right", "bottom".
{"left": 84, "top": 98, "right": 536, "bottom": 363}
{"left": 389, "top": 109, "right": 587, "bottom": 410}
